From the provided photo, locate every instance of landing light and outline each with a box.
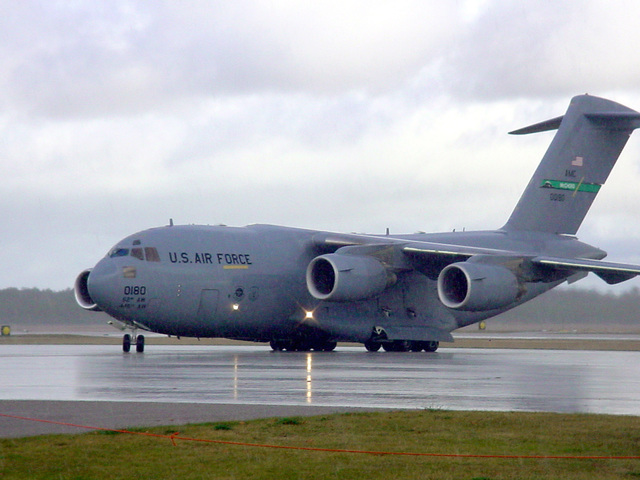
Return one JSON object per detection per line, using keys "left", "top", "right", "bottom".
{"left": 232, "top": 304, "right": 240, "bottom": 311}
{"left": 305, "top": 310, "right": 314, "bottom": 319}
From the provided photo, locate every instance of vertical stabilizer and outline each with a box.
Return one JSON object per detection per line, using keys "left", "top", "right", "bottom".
{"left": 503, "top": 95, "right": 640, "bottom": 235}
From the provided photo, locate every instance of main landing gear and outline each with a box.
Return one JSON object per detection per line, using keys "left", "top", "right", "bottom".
{"left": 270, "top": 338, "right": 337, "bottom": 352}
{"left": 364, "top": 340, "right": 439, "bottom": 353}
{"left": 122, "top": 333, "right": 145, "bottom": 353}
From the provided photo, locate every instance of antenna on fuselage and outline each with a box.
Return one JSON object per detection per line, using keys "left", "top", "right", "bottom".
{"left": 169, "top": 218, "right": 174, "bottom": 227}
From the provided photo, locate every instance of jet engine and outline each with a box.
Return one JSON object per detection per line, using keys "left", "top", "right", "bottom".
{"left": 306, "top": 253, "right": 394, "bottom": 302}
{"left": 74, "top": 269, "right": 101, "bottom": 311}
{"left": 437, "top": 262, "right": 520, "bottom": 311}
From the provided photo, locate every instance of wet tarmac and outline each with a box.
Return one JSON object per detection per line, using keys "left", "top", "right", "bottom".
{"left": 2, "top": 344, "right": 639, "bottom": 415}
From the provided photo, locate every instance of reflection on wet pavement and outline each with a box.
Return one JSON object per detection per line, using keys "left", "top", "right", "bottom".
{"left": 2, "top": 345, "right": 639, "bottom": 415}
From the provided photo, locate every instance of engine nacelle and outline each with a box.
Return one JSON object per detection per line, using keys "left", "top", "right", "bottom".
{"left": 306, "top": 253, "right": 393, "bottom": 302}
{"left": 74, "top": 269, "right": 102, "bottom": 311}
{"left": 437, "top": 262, "right": 520, "bottom": 311}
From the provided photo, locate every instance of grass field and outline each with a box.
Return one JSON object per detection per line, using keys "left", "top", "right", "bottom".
{"left": 2, "top": 410, "right": 640, "bottom": 479}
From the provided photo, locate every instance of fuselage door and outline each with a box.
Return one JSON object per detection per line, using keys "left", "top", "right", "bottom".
{"left": 197, "top": 289, "right": 220, "bottom": 321}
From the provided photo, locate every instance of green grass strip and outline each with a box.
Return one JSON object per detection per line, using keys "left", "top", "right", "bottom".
{"left": 2, "top": 410, "right": 640, "bottom": 479}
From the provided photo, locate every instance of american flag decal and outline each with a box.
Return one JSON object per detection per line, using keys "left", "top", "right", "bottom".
{"left": 572, "top": 156, "right": 584, "bottom": 166}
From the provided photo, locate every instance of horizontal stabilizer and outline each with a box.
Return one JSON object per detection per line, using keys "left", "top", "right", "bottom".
{"left": 584, "top": 112, "right": 640, "bottom": 130}
{"left": 510, "top": 111, "right": 640, "bottom": 135}
{"left": 509, "top": 115, "right": 564, "bottom": 135}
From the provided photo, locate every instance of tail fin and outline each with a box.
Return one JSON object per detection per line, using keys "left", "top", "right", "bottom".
{"left": 503, "top": 95, "right": 640, "bottom": 235}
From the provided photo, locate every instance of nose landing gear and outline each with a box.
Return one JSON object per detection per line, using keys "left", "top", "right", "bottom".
{"left": 122, "top": 333, "right": 145, "bottom": 353}
{"left": 107, "top": 320, "right": 147, "bottom": 353}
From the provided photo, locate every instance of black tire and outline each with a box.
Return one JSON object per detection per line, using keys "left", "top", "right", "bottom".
{"left": 423, "top": 341, "right": 439, "bottom": 352}
{"left": 320, "top": 341, "right": 337, "bottom": 352}
{"left": 123, "top": 334, "right": 131, "bottom": 353}
{"left": 136, "top": 335, "right": 145, "bottom": 353}
{"left": 364, "top": 340, "right": 381, "bottom": 352}
{"left": 382, "top": 342, "right": 397, "bottom": 352}
{"left": 384, "top": 340, "right": 410, "bottom": 352}
{"left": 294, "top": 341, "right": 312, "bottom": 352}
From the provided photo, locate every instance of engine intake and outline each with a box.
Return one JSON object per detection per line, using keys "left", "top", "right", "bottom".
{"left": 437, "top": 262, "right": 520, "bottom": 311}
{"left": 74, "top": 269, "right": 102, "bottom": 311}
{"left": 306, "top": 253, "right": 393, "bottom": 302}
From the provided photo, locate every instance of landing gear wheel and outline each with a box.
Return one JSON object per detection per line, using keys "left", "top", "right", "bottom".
{"left": 271, "top": 338, "right": 337, "bottom": 352}
{"left": 423, "top": 340, "right": 439, "bottom": 352}
{"left": 383, "top": 340, "right": 411, "bottom": 352}
{"left": 364, "top": 340, "right": 381, "bottom": 352}
{"left": 122, "top": 334, "right": 131, "bottom": 353}
{"left": 319, "top": 341, "right": 337, "bottom": 352}
{"left": 270, "top": 339, "right": 285, "bottom": 351}
{"left": 293, "top": 340, "right": 312, "bottom": 352}
{"left": 136, "top": 335, "right": 145, "bottom": 353}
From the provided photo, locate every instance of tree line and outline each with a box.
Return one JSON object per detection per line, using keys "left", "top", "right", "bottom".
{"left": 0, "top": 286, "right": 638, "bottom": 329}
{"left": 0, "top": 288, "right": 109, "bottom": 325}
{"left": 490, "top": 286, "right": 640, "bottom": 329}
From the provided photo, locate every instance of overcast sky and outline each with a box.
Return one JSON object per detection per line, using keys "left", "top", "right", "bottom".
{"left": 3, "top": 0, "right": 640, "bottom": 291}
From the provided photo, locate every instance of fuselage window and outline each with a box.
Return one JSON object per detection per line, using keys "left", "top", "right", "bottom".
{"left": 109, "top": 248, "right": 129, "bottom": 258}
{"left": 145, "top": 247, "right": 161, "bottom": 262}
{"left": 131, "top": 248, "right": 144, "bottom": 261}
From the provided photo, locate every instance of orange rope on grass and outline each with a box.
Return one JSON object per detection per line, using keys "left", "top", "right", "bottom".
{"left": 2, "top": 413, "right": 639, "bottom": 460}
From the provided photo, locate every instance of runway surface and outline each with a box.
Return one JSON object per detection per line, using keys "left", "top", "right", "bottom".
{"left": 2, "top": 344, "right": 640, "bottom": 436}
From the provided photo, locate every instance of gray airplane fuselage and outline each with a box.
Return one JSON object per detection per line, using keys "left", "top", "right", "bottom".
{"left": 83, "top": 223, "right": 600, "bottom": 343}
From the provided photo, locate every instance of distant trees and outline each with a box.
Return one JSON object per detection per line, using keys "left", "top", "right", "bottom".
{"left": 0, "top": 286, "right": 638, "bottom": 331}
{"left": 0, "top": 288, "right": 109, "bottom": 325}
{"left": 487, "top": 287, "right": 640, "bottom": 330}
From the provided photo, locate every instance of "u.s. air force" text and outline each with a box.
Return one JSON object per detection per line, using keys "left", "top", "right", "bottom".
{"left": 169, "top": 252, "right": 252, "bottom": 265}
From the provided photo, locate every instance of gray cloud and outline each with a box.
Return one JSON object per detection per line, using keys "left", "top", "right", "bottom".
{"left": 442, "top": 1, "right": 640, "bottom": 99}
{"left": 2, "top": 1, "right": 461, "bottom": 120}
{"left": 2, "top": 0, "right": 640, "bottom": 292}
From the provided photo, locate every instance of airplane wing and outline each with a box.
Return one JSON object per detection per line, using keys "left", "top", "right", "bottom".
{"left": 313, "top": 233, "right": 640, "bottom": 284}
{"left": 532, "top": 256, "right": 640, "bottom": 284}
{"left": 313, "top": 232, "right": 515, "bottom": 257}
{"left": 402, "top": 242, "right": 514, "bottom": 258}
{"left": 404, "top": 243, "right": 640, "bottom": 284}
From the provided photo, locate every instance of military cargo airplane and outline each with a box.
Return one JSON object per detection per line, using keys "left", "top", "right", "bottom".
{"left": 76, "top": 95, "right": 640, "bottom": 353}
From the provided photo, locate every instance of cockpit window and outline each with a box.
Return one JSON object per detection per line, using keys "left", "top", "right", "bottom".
{"left": 108, "top": 245, "right": 161, "bottom": 262}
{"left": 109, "top": 248, "right": 129, "bottom": 258}
{"left": 145, "top": 247, "right": 161, "bottom": 262}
